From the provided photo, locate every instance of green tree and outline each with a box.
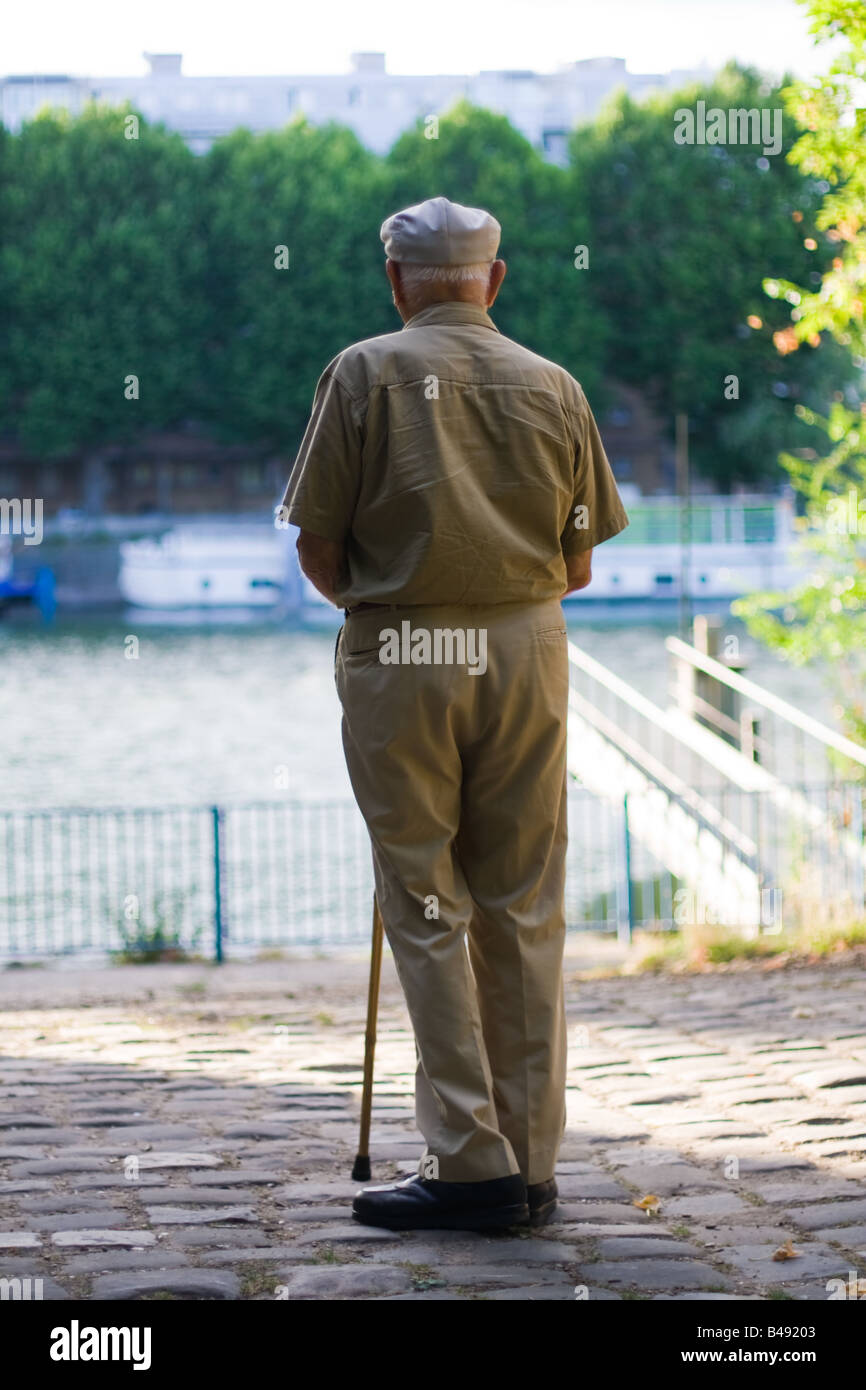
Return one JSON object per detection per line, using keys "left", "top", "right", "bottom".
{"left": 568, "top": 62, "right": 854, "bottom": 487}
{"left": 384, "top": 102, "right": 608, "bottom": 401}
{"left": 732, "top": 402, "right": 866, "bottom": 752}
{"left": 197, "top": 119, "right": 391, "bottom": 450}
{"left": 0, "top": 105, "right": 206, "bottom": 503}
{"left": 762, "top": 0, "right": 866, "bottom": 355}
{"left": 733, "top": 1, "right": 866, "bottom": 751}
{"left": 0, "top": 122, "right": 13, "bottom": 434}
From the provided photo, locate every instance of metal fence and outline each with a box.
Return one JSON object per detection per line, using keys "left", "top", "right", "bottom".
{"left": 1, "top": 781, "right": 863, "bottom": 960}
{"left": 0, "top": 789, "right": 683, "bottom": 960}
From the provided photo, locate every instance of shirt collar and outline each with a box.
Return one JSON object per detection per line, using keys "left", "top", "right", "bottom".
{"left": 402, "top": 301, "right": 500, "bottom": 334}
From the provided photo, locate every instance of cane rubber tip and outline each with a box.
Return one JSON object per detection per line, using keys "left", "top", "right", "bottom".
{"left": 351, "top": 1155, "right": 371, "bottom": 1182}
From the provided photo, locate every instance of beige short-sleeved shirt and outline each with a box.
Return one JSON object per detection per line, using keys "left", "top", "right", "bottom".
{"left": 281, "top": 301, "right": 629, "bottom": 607}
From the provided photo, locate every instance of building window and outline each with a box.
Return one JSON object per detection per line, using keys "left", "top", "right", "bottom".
{"left": 542, "top": 129, "right": 568, "bottom": 159}
{"left": 286, "top": 87, "right": 297, "bottom": 110}
{"left": 348, "top": 86, "right": 361, "bottom": 107}
{"left": 133, "top": 464, "right": 153, "bottom": 485}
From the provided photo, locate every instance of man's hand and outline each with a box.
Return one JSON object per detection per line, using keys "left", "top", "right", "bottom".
{"left": 297, "top": 530, "right": 345, "bottom": 606}
{"left": 564, "top": 550, "right": 592, "bottom": 595}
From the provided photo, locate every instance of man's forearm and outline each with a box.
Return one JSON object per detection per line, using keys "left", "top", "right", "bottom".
{"left": 297, "top": 531, "right": 345, "bottom": 606}
{"left": 563, "top": 549, "right": 592, "bottom": 594}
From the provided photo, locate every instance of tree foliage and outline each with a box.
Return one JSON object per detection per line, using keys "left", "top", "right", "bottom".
{"left": 764, "top": 0, "right": 866, "bottom": 356}
{"left": 0, "top": 62, "right": 855, "bottom": 493}
{"left": 732, "top": 1, "right": 866, "bottom": 747}
{"left": 0, "top": 106, "right": 206, "bottom": 457}
{"left": 383, "top": 101, "right": 606, "bottom": 400}
{"left": 567, "top": 62, "right": 855, "bottom": 486}
{"left": 197, "top": 119, "right": 390, "bottom": 447}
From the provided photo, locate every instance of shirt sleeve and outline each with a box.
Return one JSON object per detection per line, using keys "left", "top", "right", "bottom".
{"left": 561, "top": 388, "right": 630, "bottom": 557}
{"left": 280, "top": 368, "right": 363, "bottom": 543}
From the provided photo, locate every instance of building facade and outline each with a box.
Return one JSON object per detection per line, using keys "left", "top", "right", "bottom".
{"left": 1, "top": 51, "right": 713, "bottom": 162}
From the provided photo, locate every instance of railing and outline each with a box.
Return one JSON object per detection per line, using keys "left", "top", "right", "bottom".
{"left": 1, "top": 777, "right": 862, "bottom": 961}
{"left": 3, "top": 634, "right": 863, "bottom": 960}
{"left": 0, "top": 791, "right": 677, "bottom": 960}
{"left": 666, "top": 635, "right": 866, "bottom": 784}
{"left": 567, "top": 641, "right": 866, "bottom": 931}
{"left": 603, "top": 494, "right": 793, "bottom": 547}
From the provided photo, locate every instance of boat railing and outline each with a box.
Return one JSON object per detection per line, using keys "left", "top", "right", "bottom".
{"left": 606, "top": 493, "right": 794, "bottom": 547}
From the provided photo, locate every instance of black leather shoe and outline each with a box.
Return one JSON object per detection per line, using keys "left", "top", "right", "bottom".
{"left": 527, "top": 1178, "right": 558, "bottom": 1226}
{"left": 352, "top": 1172, "right": 530, "bottom": 1231}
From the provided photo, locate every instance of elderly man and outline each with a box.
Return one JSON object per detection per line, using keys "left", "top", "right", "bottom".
{"left": 280, "top": 196, "right": 628, "bottom": 1231}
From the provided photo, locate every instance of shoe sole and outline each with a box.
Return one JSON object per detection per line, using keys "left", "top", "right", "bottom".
{"left": 352, "top": 1203, "right": 530, "bottom": 1232}
{"left": 529, "top": 1199, "right": 558, "bottom": 1227}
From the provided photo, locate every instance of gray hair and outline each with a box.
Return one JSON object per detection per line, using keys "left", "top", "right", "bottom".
{"left": 396, "top": 261, "right": 493, "bottom": 292}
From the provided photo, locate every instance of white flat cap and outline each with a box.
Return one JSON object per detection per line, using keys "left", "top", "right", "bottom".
{"left": 380, "top": 195, "right": 501, "bottom": 265}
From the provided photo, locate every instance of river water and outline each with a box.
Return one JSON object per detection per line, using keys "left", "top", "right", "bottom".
{"left": 0, "top": 607, "right": 834, "bottom": 812}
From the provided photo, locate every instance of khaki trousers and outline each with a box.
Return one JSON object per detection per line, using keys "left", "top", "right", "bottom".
{"left": 336, "top": 597, "right": 569, "bottom": 1184}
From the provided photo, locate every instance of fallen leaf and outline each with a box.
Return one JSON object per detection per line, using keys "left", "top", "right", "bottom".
{"left": 633, "top": 1193, "right": 661, "bottom": 1215}
{"left": 772, "top": 1239, "right": 803, "bottom": 1261}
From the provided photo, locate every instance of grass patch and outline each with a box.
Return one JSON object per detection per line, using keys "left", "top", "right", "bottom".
{"left": 805, "top": 920, "right": 866, "bottom": 955}
{"left": 401, "top": 1262, "right": 438, "bottom": 1282}
{"left": 176, "top": 980, "right": 209, "bottom": 997}
{"left": 741, "top": 1190, "right": 767, "bottom": 1207}
{"left": 312, "top": 1244, "right": 352, "bottom": 1264}
{"left": 110, "top": 890, "right": 204, "bottom": 964}
{"left": 239, "top": 1264, "right": 279, "bottom": 1298}
{"left": 627, "top": 918, "right": 866, "bottom": 975}
{"left": 632, "top": 936, "right": 686, "bottom": 973}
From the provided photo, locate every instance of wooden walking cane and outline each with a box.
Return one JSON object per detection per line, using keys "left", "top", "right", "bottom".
{"left": 351, "top": 895, "right": 384, "bottom": 1181}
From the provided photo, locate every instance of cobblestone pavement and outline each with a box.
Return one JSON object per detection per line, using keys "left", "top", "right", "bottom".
{"left": 1, "top": 948, "right": 865, "bottom": 1302}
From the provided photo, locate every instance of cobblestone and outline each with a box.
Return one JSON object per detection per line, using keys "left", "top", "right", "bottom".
{"left": 722, "top": 1243, "right": 850, "bottom": 1283}
{"left": 91, "top": 1269, "right": 240, "bottom": 1299}
{"left": 783, "top": 1199, "right": 866, "bottom": 1229}
{"left": 143, "top": 1206, "right": 259, "bottom": 1225}
{"left": 51, "top": 1230, "right": 156, "bottom": 1248}
{"left": 589, "top": 1260, "right": 733, "bottom": 1290}
{"left": 165, "top": 1228, "right": 271, "bottom": 1247}
{"left": 275, "top": 1265, "right": 412, "bottom": 1298}
{"left": 595, "top": 1237, "right": 704, "bottom": 1259}
{"left": 2, "top": 951, "right": 866, "bottom": 1300}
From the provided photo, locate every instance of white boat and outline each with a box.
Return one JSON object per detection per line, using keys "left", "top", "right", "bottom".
{"left": 119, "top": 521, "right": 337, "bottom": 621}
{"left": 119, "top": 523, "right": 290, "bottom": 609}
{"left": 118, "top": 494, "right": 805, "bottom": 615}
{"left": 565, "top": 491, "right": 804, "bottom": 604}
